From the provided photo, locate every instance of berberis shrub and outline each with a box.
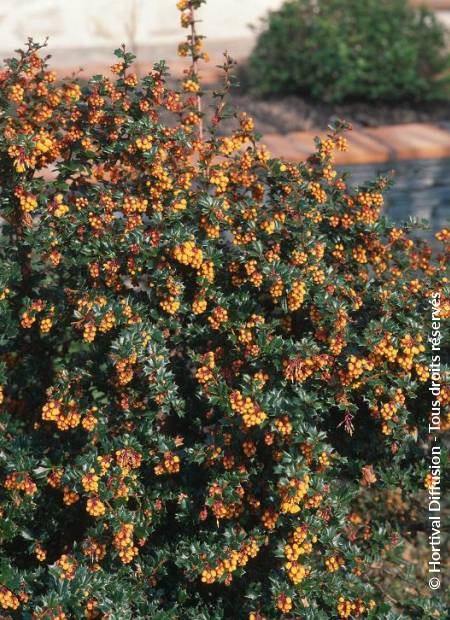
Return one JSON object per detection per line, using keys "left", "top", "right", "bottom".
{"left": 247, "top": 0, "right": 450, "bottom": 103}
{"left": 0, "top": 1, "right": 449, "bottom": 619}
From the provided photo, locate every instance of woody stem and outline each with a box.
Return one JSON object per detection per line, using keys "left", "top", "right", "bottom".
{"left": 189, "top": 4, "right": 204, "bottom": 141}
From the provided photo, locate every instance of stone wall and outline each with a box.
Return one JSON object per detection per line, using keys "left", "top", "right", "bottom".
{"left": 338, "top": 158, "right": 450, "bottom": 241}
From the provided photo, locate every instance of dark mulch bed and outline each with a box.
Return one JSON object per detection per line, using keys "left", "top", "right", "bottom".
{"left": 188, "top": 68, "right": 450, "bottom": 134}
{"left": 225, "top": 92, "right": 450, "bottom": 134}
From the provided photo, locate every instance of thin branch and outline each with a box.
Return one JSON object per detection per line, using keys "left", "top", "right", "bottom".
{"left": 188, "top": 3, "right": 204, "bottom": 141}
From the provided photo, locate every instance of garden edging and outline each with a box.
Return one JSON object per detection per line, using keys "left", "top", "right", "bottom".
{"left": 261, "top": 123, "right": 450, "bottom": 165}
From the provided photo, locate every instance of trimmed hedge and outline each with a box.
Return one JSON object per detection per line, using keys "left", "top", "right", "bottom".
{"left": 247, "top": 0, "right": 450, "bottom": 103}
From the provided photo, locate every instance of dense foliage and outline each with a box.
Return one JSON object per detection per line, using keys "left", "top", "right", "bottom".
{"left": 0, "top": 1, "right": 449, "bottom": 618}
{"left": 246, "top": 0, "right": 450, "bottom": 103}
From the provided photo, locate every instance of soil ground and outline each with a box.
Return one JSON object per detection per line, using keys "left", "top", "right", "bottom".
{"left": 227, "top": 91, "right": 450, "bottom": 134}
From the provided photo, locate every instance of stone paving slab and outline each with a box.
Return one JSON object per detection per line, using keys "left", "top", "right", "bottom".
{"left": 288, "top": 129, "right": 391, "bottom": 165}
{"left": 410, "top": 0, "right": 450, "bottom": 8}
{"left": 263, "top": 124, "right": 450, "bottom": 165}
{"left": 365, "top": 124, "right": 450, "bottom": 161}
{"left": 261, "top": 133, "right": 312, "bottom": 161}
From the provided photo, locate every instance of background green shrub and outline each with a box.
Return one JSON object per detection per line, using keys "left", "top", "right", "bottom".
{"left": 246, "top": 0, "right": 450, "bottom": 103}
